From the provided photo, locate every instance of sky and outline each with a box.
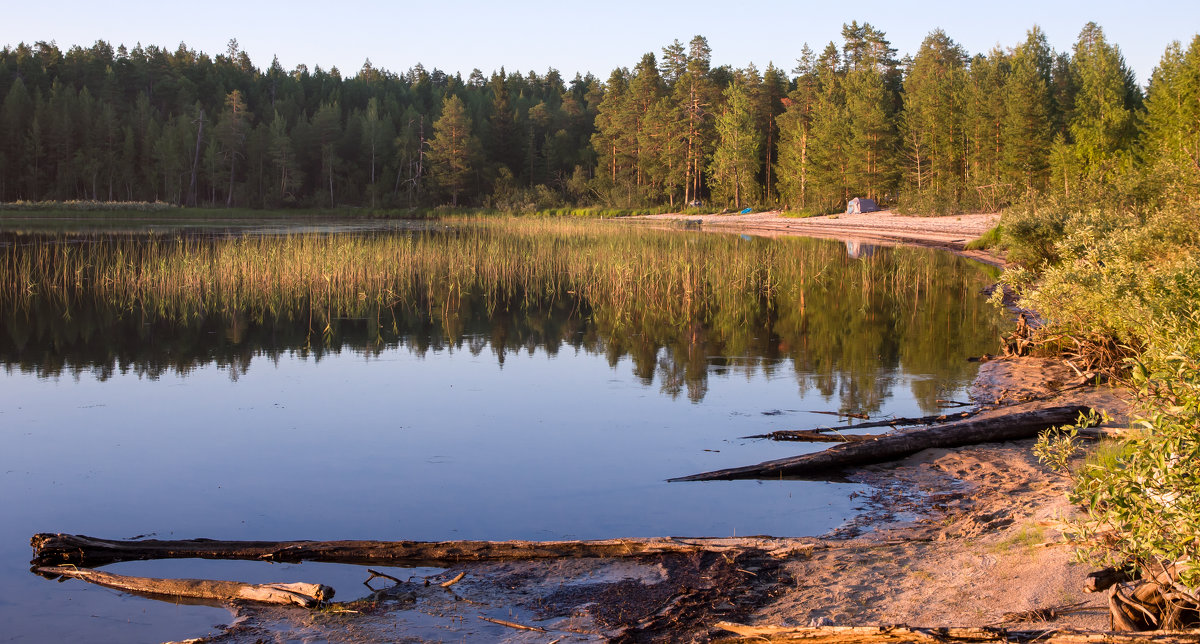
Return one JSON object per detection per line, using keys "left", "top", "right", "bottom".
{"left": 3, "top": 0, "right": 1197, "bottom": 87}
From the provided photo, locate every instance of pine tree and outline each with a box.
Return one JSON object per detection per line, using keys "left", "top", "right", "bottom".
{"left": 311, "top": 101, "right": 342, "bottom": 207}
{"left": 808, "top": 42, "right": 851, "bottom": 211}
{"left": 709, "top": 79, "right": 761, "bottom": 209}
{"left": 775, "top": 45, "right": 818, "bottom": 211}
{"left": 590, "top": 67, "right": 634, "bottom": 195}
{"left": 756, "top": 63, "right": 788, "bottom": 204}
{"left": 215, "top": 89, "right": 251, "bottom": 206}
{"left": 428, "top": 94, "right": 480, "bottom": 206}
{"left": 963, "top": 48, "right": 1009, "bottom": 208}
{"left": 674, "top": 36, "right": 717, "bottom": 204}
{"left": 628, "top": 53, "right": 665, "bottom": 190}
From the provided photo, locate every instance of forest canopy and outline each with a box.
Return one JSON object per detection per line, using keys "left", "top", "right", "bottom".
{"left": 0, "top": 23, "right": 1196, "bottom": 214}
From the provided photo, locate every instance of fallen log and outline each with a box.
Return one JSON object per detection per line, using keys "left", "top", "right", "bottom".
{"left": 753, "top": 429, "right": 882, "bottom": 443}
{"left": 32, "top": 533, "right": 844, "bottom": 568}
{"left": 35, "top": 566, "right": 333, "bottom": 607}
{"left": 742, "top": 410, "right": 978, "bottom": 439}
{"left": 672, "top": 405, "right": 1091, "bottom": 481}
{"left": 713, "top": 622, "right": 1200, "bottom": 643}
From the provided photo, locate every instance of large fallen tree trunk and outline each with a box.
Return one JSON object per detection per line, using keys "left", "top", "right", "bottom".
{"left": 671, "top": 405, "right": 1090, "bottom": 482}
{"left": 32, "top": 533, "right": 854, "bottom": 568}
{"left": 713, "top": 622, "right": 1200, "bottom": 643}
{"left": 35, "top": 566, "right": 333, "bottom": 607}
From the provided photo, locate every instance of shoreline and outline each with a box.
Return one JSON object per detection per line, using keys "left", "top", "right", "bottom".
{"left": 42, "top": 212, "right": 1131, "bottom": 641}
{"left": 630, "top": 209, "right": 1126, "bottom": 630}
{"left": 632, "top": 209, "right": 1006, "bottom": 267}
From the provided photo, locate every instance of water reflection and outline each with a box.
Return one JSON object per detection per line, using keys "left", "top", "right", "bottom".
{"left": 0, "top": 221, "right": 1004, "bottom": 413}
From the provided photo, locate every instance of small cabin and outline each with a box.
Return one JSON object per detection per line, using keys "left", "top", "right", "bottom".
{"left": 845, "top": 197, "right": 879, "bottom": 214}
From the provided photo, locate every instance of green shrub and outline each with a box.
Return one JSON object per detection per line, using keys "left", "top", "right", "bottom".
{"left": 964, "top": 224, "right": 1003, "bottom": 251}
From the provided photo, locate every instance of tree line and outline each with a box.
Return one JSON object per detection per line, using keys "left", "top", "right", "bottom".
{"left": 1, "top": 23, "right": 1196, "bottom": 213}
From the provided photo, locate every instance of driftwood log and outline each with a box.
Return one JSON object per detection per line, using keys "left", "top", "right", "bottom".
{"left": 35, "top": 566, "right": 333, "bottom": 607}
{"left": 750, "top": 429, "right": 881, "bottom": 443}
{"left": 32, "top": 533, "right": 844, "bottom": 568}
{"left": 713, "top": 622, "right": 1200, "bottom": 643}
{"left": 743, "top": 410, "right": 979, "bottom": 439}
{"left": 672, "top": 405, "right": 1091, "bottom": 481}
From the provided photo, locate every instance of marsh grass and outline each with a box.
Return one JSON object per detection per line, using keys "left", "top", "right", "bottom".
{"left": 1, "top": 218, "right": 1003, "bottom": 406}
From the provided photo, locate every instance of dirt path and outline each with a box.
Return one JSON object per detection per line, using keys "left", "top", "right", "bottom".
{"left": 635, "top": 210, "right": 1004, "bottom": 266}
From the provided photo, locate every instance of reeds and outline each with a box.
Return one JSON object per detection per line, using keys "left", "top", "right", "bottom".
{"left": 0, "top": 218, "right": 1004, "bottom": 407}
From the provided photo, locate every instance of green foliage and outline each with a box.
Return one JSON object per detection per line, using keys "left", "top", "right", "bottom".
{"left": 709, "top": 81, "right": 761, "bottom": 209}
{"left": 0, "top": 24, "right": 1181, "bottom": 215}
{"left": 1033, "top": 409, "right": 1106, "bottom": 474}
{"left": 1138, "top": 35, "right": 1200, "bottom": 203}
{"left": 963, "top": 224, "right": 1003, "bottom": 250}
{"left": 1070, "top": 356, "right": 1200, "bottom": 588}
{"left": 998, "top": 198, "right": 1069, "bottom": 267}
{"left": 899, "top": 30, "right": 968, "bottom": 214}
{"left": 1003, "top": 188, "right": 1200, "bottom": 589}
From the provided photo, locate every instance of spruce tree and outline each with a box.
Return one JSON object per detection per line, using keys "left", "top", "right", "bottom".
{"left": 900, "top": 30, "right": 968, "bottom": 212}
{"left": 1002, "top": 27, "right": 1055, "bottom": 194}
{"left": 1139, "top": 35, "right": 1200, "bottom": 197}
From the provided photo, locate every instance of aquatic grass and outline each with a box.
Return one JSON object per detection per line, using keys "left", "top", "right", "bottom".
{"left": 0, "top": 218, "right": 1005, "bottom": 408}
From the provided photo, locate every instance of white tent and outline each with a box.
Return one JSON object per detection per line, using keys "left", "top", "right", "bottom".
{"left": 846, "top": 197, "right": 879, "bottom": 214}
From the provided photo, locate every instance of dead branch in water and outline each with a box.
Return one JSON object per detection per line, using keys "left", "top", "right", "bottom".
{"left": 478, "top": 615, "right": 547, "bottom": 632}
{"left": 32, "top": 533, "right": 853, "bottom": 568}
{"left": 34, "top": 566, "right": 333, "bottom": 607}
{"left": 674, "top": 405, "right": 1092, "bottom": 481}
{"left": 751, "top": 429, "right": 882, "bottom": 443}
{"left": 742, "top": 410, "right": 978, "bottom": 439}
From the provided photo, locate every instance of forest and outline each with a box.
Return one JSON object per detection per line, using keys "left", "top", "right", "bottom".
{"left": 2, "top": 21, "right": 1194, "bottom": 215}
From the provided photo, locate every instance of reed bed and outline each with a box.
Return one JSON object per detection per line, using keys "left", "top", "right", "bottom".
{"left": 1, "top": 218, "right": 1003, "bottom": 407}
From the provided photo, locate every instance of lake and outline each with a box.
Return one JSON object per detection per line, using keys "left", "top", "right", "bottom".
{"left": 0, "top": 217, "right": 1006, "bottom": 642}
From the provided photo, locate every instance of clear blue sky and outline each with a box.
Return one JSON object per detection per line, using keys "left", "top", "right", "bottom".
{"left": 3, "top": 0, "right": 1196, "bottom": 87}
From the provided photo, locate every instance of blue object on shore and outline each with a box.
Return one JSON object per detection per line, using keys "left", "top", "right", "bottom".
{"left": 740, "top": 207, "right": 753, "bottom": 214}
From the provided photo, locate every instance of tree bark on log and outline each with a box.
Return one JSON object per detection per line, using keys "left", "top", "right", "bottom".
{"left": 713, "top": 622, "right": 1200, "bottom": 643}
{"left": 742, "top": 410, "right": 979, "bottom": 439}
{"left": 35, "top": 566, "right": 333, "bottom": 607}
{"left": 32, "top": 533, "right": 846, "bottom": 568}
{"left": 747, "top": 429, "right": 882, "bottom": 443}
{"left": 671, "top": 405, "right": 1091, "bottom": 481}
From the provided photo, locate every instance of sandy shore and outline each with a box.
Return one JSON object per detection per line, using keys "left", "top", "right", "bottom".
{"left": 748, "top": 356, "right": 1130, "bottom": 631}
{"left": 635, "top": 210, "right": 1005, "bottom": 266}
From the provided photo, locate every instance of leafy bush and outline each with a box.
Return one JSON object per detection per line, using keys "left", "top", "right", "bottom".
{"left": 1070, "top": 356, "right": 1200, "bottom": 589}
{"left": 1006, "top": 194, "right": 1200, "bottom": 592}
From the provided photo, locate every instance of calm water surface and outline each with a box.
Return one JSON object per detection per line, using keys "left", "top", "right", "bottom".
{"left": 0, "top": 219, "right": 1006, "bottom": 642}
